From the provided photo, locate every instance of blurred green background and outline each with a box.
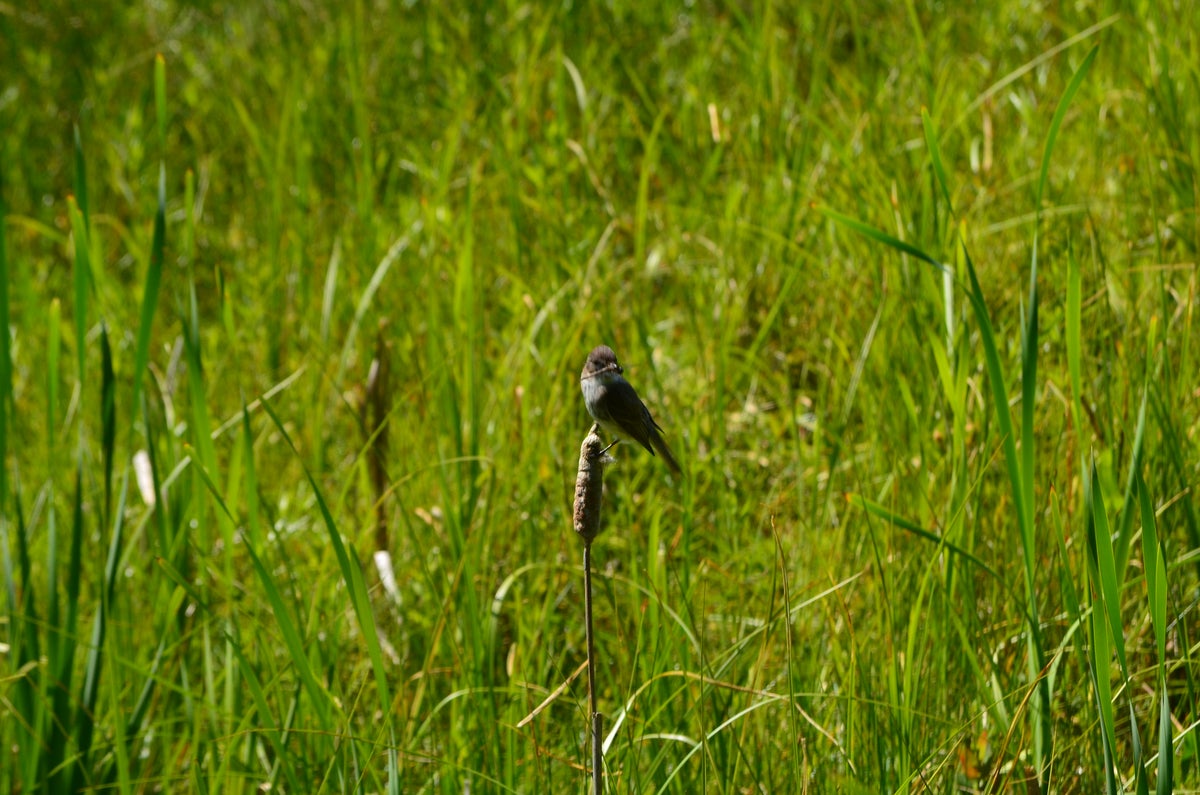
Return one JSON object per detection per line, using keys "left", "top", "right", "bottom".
{"left": 2, "top": 1, "right": 1197, "bottom": 792}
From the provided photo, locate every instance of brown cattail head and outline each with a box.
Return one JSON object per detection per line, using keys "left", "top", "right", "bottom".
{"left": 573, "top": 425, "right": 609, "bottom": 544}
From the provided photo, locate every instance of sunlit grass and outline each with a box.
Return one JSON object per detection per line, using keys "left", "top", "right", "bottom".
{"left": 2, "top": 2, "right": 1198, "bottom": 793}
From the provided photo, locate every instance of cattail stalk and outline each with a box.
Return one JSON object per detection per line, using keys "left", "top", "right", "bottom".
{"left": 573, "top": 426, "right": 607, "bottom": 794}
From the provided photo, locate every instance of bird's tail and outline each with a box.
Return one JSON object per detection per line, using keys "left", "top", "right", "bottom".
{"left": 649, "top": 427, "right": 682, "bottom": 475}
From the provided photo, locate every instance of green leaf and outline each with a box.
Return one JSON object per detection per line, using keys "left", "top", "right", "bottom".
{"left": 1036, "top": 45, "right": 1099, "bottom": 208}
{"left": 1137, "top": 472, "right": 1167, "bottom": 671}
{"left": 67, "top": 196, "right": 91, "bottom": 395}
{"left": 921, "top": 108, "right": 953, "bottom": 211}
{"left": 1089, "top": 464, "right": 1127, "bottom": 676}
{"left": 816, "top": 206, "right": 948, "bottom": 273}
{"left": 154, "top": 54, "right": 167, "bottom": 152}
{"left": 259, "top": 398, "right": 395, "bottom": 718}
{"left": 1066, "top": 242, "right": 1085, "bottom": 477}
{"left": 849, "top": 493, "right": 1001, "bottom": 581}
{"left": 132, "top": 164, "right": 166, "bottom": 416}
{"left": 1157, "top": 686, "right": 1174, "bottom": 795}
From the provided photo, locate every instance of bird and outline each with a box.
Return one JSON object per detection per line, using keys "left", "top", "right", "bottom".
{"left": 579, "top": 344, "right": 681, "bottom": 474}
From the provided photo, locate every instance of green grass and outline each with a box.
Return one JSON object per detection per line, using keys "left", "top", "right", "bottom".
{"left": 2, "top": 1, "right": 1198, "bottom": 792}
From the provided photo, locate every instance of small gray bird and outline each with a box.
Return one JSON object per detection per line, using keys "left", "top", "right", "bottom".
{"left": 580, "top": 345, "right": 681, "bottom": 474}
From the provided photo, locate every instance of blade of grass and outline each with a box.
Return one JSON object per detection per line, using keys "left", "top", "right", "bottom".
{"left": 815, "top": 205, "right": 949, "bottom": 273}
{"left": 336, "top": 221, "right": 421, "bottom": 386}
{"left": 188, "top": 442, "right": 334, "bottom": 727}
{"left": 257, "top": 398, "right": 397, "bottom": 741}
{"left": 100, "top": 325, "right": 115, "bottom": 522}
{"left": 0, "top": 160, "right": 10, "bottom": 509}
{"left": 155, "top": 54, "right": 167, "bottom": 152}
{"left": 1089, "top": 464, "right": 1127, "bottom": 678}
{"left": 47, "top": 464, "right": 87, "bottom": 793}
{"left": 1019, "top": 49, "right": 1097, "bottom": 774}
{"left": 1156, "top": 688, "right": 1173, "bottom": 795}
{"left": 1090, "top": 589, "right": 1119, "bottom": 795}
{"left": 67, "top": 195, "right": 90, "bottom": 406}
{"left": 8, "top": 489, "right": 44, "bottom": 792}
{"left": 241, "top": 402, "right": 262, "bottom": 548}
{"left": 42, "top": 300, "right": 64, "bottom": 791}
{"left": 1148, "top": 386, "right": 1200, "bottom": 568}
{"left": 1138, "top": 472, "right": 1174, "bottom": 795}
{"left": 1066, "top": 242, "right": 1084, "bottom": 475}
{"left": 920, "top": 108, "right": 959, "bottom": 370}
{"left": 73, "top": 467, "right": 131, "bottom": 793}
{"left": 73, "top": 124, "right": 89, "bottom": 231}
{"left": 921, "top": 108, "right": 953, "bottom": 212}
{"left": 849, "top": 494, "right": 1001, "bottom": 581}
{"left": 1114, "top": 390, "right": 1148, "bottom": 572}
{"left": 1136, "top": 473, "right": 1167, "bottom": 670}
{"left": 47, "top": 299, "right": 60, "bottom": 451}
{"left": 1035, "top": 45, "right": 1098, "bottom": 209}
{"left": 1088, "top": 460, "right": 1147, "bottom": 790}
{"left": 226, "top": 630, "right": 304, "bottom": 793}
{"left": 132, "top": 164, "right": 166, "bottom": 416}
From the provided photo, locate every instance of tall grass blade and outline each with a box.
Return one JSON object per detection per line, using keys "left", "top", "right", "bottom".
{"left": 1136, "top": 473, "right": 1167, "bottom": 668}
{"left": 850, "top": 494, "right": 1001, "bottom": 581}
{"left": 1048, "top": 489, "right": 1087, "bottom": 672}
{"left": 185, "top": 284, "right": 216, "bottom": 473}
{"left": 1090, "top": 585, "right": 1119, "bottom": 795}
{"left": 188, "top": 445, "right": 334, "bottom": 726}
{"left": 42, "top": 298, "right": 66, "bottom": 790}
{"left": 1115, "top": 391, "right": 1147, "bottom": 571}
{"left": 815, "top": 206, "right": 948, "bottom": 272}
{"left": 0, "top": 162, "right": 15, "bottom": 787}
{"left": 46, "top": 465, "right": 87, "bottom": 792}
{"left": 241, "top": 402, "right": 262, "bottom": 547}
{"left": 921, "top": 108, "right": 953, "bottom": 211}
{"left": 47, "top": 298, "right": 60, "bottom": 450}
{"left": 73, "top": 124, "right": 89, "bottom": 230}
{"left": 5, "top": 487, "right": 41, "bottom": 791}
{"left": 337, "top": 221, "right": 420, "bottom": 385}
{"left": 132, "top": 164, "right": 166, "bottom": 415}
{"left": 1066, "top": 243, "right": 1084, "bottom": 474}
{"left": 1035, "top": 45, "right": 1098, "bottom": 207}
{"left": 920, "top": 108, "right": 960, "bottom": 366}
{"left": 320, "top": 236, "right": 340, "bottom": 350}
{"left": 141, "top": 391, "right": 171, "bottom": 556}
{"left": 958, "top": 246, "right": 1033, "bottom": 579}
{"left": 226, "top": 632, "right": 304, "bottom": 793}
{"left": 0, "top": 161, "right": 10, "bottom": 507}
{"left": 74, "top": 470, "right": 130, "bottom": 792}
{"left": 257, "top": 398, "right": 396, "bottom": 731}
{"left": 1089, "top": 464, "right": 1127, "bottom": 675}
{"left": 1032, "top": 69, "right": 1097, "bottom": 741}
{"left": 184, "top": 280, "right": 219, "bottom": 557}
{"left": 1148, "top": 387, "right": 1200, "bottom": 562}
{"left": 123, "top": 636, "right": 166, "bottom": 743}
{"left": 100, "top": 325, "right": 115, "bottom": 522}
{"left": 1019, "top": 255, "right": 1038, "bottom": 583}
{"left": 67, "top": 195, "right": 90, "bottom": 399}
{"left": 1030, "top": 40, "right": 1095, "bottom": 532}
{"left": 1023, "top": 38, "right": 1095, "bottom": 628}
{"left": 155, "top": 54, "right": 167, "bottom": 152}
{"left": 1138, "top": 472, "right": 1174, "bottom": 794}
{"left": 1156, "top": 688, "right": 1174, "bottom": 795}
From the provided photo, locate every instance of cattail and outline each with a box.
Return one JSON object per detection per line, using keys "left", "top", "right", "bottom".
{"left": 572, "top": 424, "right": 609, "bottom": 794}
{"left": 573, "top": 427, "right": 608, "bottom": 544}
